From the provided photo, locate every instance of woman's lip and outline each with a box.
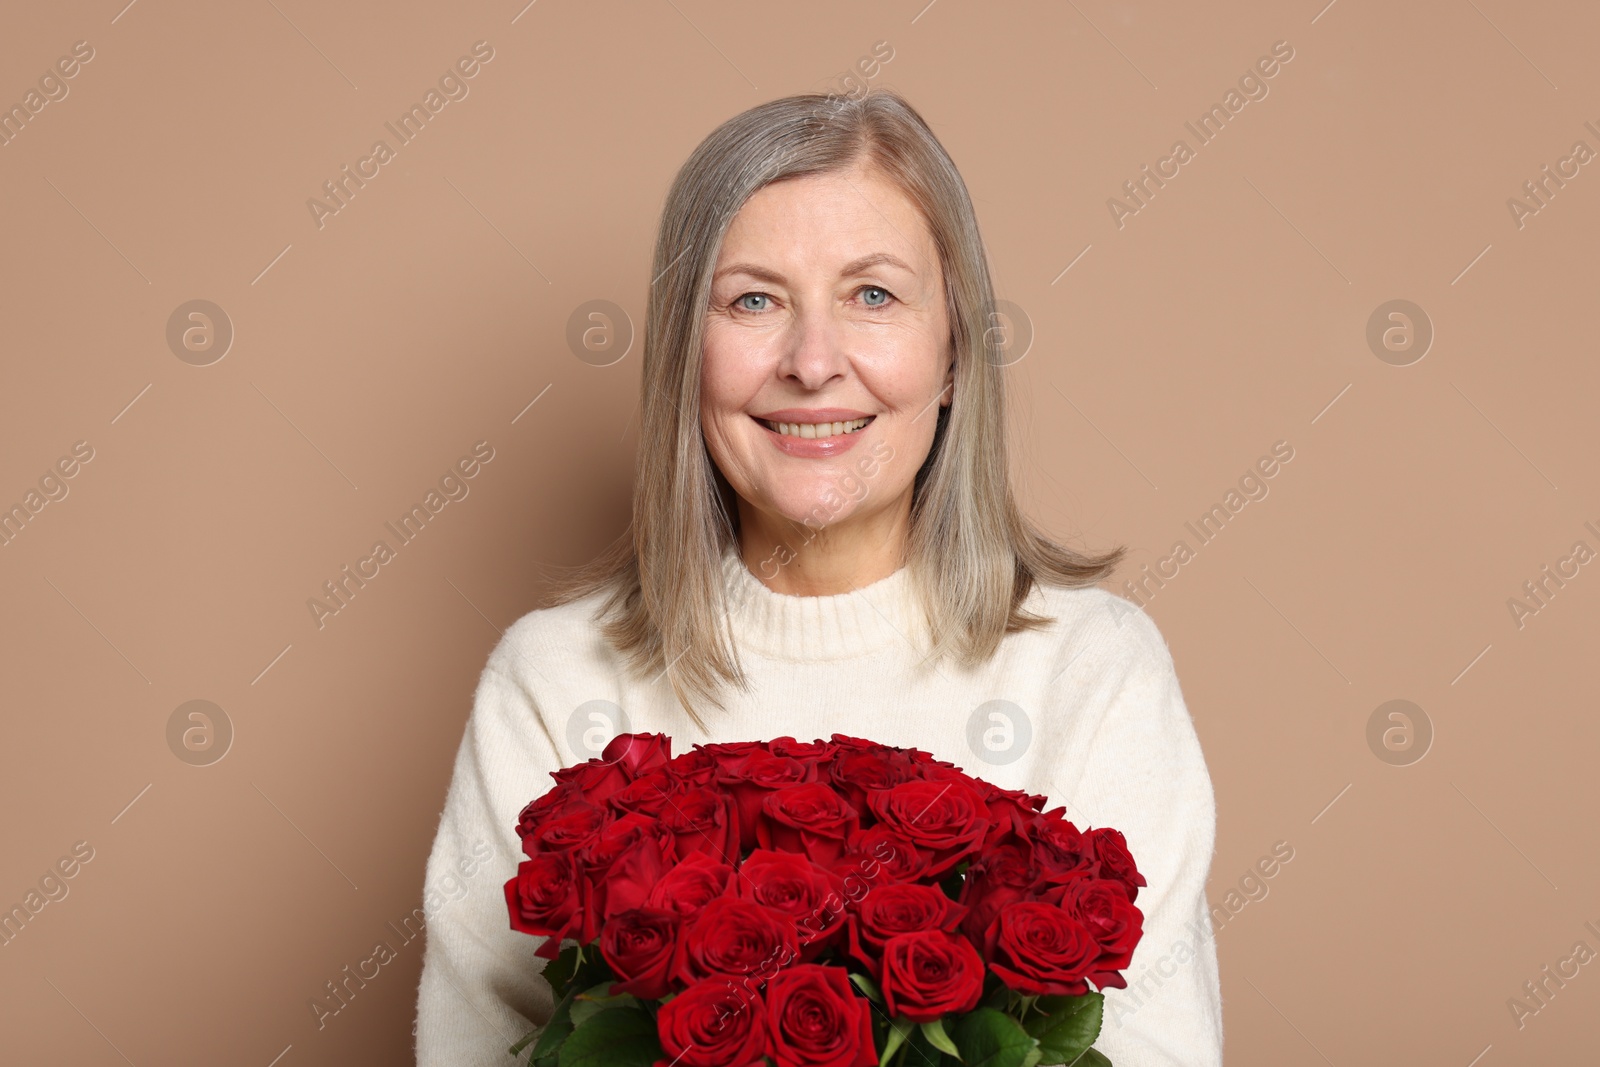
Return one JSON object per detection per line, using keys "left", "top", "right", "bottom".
{"left": 752, "top": 415, "right": 872, "bottom": 457}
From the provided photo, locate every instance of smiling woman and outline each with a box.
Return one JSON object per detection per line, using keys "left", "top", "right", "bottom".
{"left": 415, "top": 88, "right": 1224, "bottom": 1067}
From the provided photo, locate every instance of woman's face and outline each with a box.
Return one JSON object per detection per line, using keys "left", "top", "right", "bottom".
{"left": 700, "top": 162, "right": 953, "bottom": 546}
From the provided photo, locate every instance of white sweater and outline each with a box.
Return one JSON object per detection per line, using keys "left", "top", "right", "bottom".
{"left": 414, "top": 543, "right": 1224, "bottom": 1065}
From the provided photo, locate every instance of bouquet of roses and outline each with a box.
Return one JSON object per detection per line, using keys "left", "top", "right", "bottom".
{"left": 504, "top": 732, "right": 1145, "bottom": 1067}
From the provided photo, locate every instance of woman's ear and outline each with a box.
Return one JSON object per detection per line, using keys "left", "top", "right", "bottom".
{"left": 940, "top": 353, "right": 955, "bottom": 406}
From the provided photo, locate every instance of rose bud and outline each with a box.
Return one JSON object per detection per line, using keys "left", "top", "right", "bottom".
{"left": 986, "top": 900, "right": 1099, "bottom": 997}
{"left": 672, "top": 896, "right": 800, "bottom": 988}
{"left": 654, "top": 974, "right": 771, "bottom": 1067}
{"left": 504, "top": 852, "right": 582, "bottom": 959}
{"left": 599, "top": 907, "right": 681, "bottom": 1000}
{"left": 878, "top": 929, "right": 985, "bottom": 1022}
{"left": 846, "top": 882, "right": 967, "bottom": 978}
{"left": 645, "top": 850, "right": 737, "bottom": 923}
{"left": 757, "top": 782, "right": 859, "bottom": 867}
{"left": 602, "top": 732, "right": 673, "bottom": 777}
{"left": 764, "top": 963, "right": 877, "bottom": 1067}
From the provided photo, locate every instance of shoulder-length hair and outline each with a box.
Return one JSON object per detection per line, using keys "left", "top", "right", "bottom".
{"left": 544, "top": 87, "right": 1124, "bottom": 732}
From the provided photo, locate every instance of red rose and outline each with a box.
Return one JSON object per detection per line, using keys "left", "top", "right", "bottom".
{"left": 758, "top": 782, "right": 860, "bottom": 867}
{"left": 523, "top": 802, "right": 607, "bottom": 857}
{"left": 1048, "top": 877, "right": 1144, "bottom": 989}
{"left": 1023, "top": 811, "right": 1096, "bottom": 885}
{"left": 969, "top": 782, "right": 1048, "bottom": 847}
{"left": 867, "top": 780, "right": 990, "bottom": 877}
{"left": 878, "top": 929, "right": 985, "bottom": 1022}
{"left": 516, "top": 783, "right": 584, "bottom": 844}
{"left": 823, "top": 748, "right": 914, "bottom": 823}
{"left": 768, "top": 736, "right": 833, "bottom": 761}
{"left": 986, "top": 900, "right": 1099, "bottom": 996}
{"left": 847, "top": 883, "right": 966, "bottom": 976}
{"left": 659, "top": 785, "right": 741, "bottom": 865}
{"left": 602, "top": 731, "right": 673, "bottom": 776}
{"left": 606, "top": 768, "right": 679, "bottom": 819}
{"left": 958, "top": 841, "right": 1035, "bottom": 947}
{"left": 504, "top": 852, "right": 582, "bottom": 959}
{"left": 599, "top": 907, "right": 681, "bottom": 1000}
{"left": 654, "top": 974, "right": 770, "bottom": 1067}
{"left": 736, "top": 850, "right": 849, "bottom": 959}
{"left": 717, "top": 752, "right": 816, "bottom": 849}
{"left": 672, "top": 896, "right": 799, "bottom": 988}
{"left": 696, "top": 740, "right": 768, "bottom": 774}
{"left": 646, "top": 851, "right": 737, "bottom": 922}
{"left": 592, "top": 826, "right": 673, "bottom": 921}
{"left": 834, "top": 827, "right": 927, "bottom": 885}
{"left": 549, "top": 759, "right": 630, "bottom": 808}
{"left": 665, "top": 748, "right": 719, "bottom": 788}
{"left": 824, "top": 734, "right": 881, "bottom": 751}
{"left": 764, "top": 963, "right": 877, "bottom": 1067}
{"left": 1088, "top": 827, "right": 1146, "bottom": 901}
{"left": 575, "top": 813, "right": 674, "bottom": 941}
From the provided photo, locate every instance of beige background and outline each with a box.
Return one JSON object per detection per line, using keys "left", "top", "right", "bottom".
{"left": 2, "top": 0, "right": 1596, "bottom": 1063}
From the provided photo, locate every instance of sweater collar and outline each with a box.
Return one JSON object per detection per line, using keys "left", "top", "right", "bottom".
{"left": 718, "top": 541, "right": 928, "bottom": 661}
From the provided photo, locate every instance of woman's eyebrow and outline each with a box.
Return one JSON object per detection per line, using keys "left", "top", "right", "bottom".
{"left": 713, "top": 252, "right": 915, "bottom": 285}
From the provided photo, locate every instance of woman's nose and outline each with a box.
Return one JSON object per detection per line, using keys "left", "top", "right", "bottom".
{"left": 777, "top": 304, "right": 851, "bottom": 387}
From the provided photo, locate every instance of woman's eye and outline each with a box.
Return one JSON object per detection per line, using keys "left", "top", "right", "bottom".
{"left": 730, "top": 288, "right": 893, "bottom": 312}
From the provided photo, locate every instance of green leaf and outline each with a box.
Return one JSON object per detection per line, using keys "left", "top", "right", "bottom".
{"left": 850, "top": 971, "right": 885, "bottom": 1004}
{"left": 921, "top": 1018, "right": 963, "bottom": 1060}
{"left": 1023, "top": 993, "right": 1103, "bottom": 1066}
{"left": 568, "top": 980, "right": 639, "bottom": 1027}
{"left": 543, "top": 940, "right": 615, "bottom": 1001}
{"left": 1065, "top": 1050, "right": 1111, "bottom": 1067}
{"left": 949, "top": 1007, "right": 1041, "bottom": 1067}
{"left": 557, "top": 1007, "right": 663, "bottom": 1067}
{"left": 541, "top": 942, "right": 582, "bottom": 997}
{"left": 879, "top": 1016, "right": 915, "bottom": 1067}
{"left": 519, "top": 979, "right": 584, "bottom": 1064}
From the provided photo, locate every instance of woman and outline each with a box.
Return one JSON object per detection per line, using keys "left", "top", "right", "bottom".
{"left": 414, "top": 88, "right": 1222, "bottom": 1066}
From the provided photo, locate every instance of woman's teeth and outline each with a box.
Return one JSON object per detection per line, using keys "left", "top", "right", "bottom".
{"left": 760, "top": 416, "right": 873, "bottom": 439}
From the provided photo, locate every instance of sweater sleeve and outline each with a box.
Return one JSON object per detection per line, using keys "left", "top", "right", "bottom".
{"left": 414, "top": 636, "right": 567, "bottom": 1066}
{"left": 1055, "top": 603, "right": 1224, "bottom": 1067}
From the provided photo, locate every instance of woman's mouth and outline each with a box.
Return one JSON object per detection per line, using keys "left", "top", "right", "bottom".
{"left": 754, "top": 415, "right": 875, "bottom": 439}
